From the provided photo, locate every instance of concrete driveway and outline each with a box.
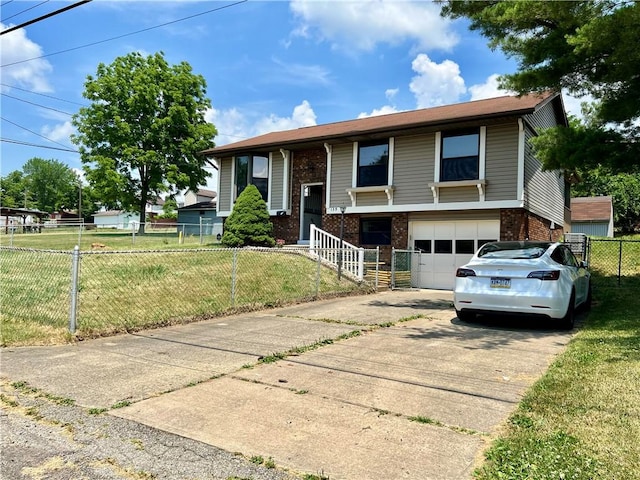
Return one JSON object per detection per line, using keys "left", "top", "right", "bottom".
{"left": 0, "top": 290, "right": 574, "bottom": 479}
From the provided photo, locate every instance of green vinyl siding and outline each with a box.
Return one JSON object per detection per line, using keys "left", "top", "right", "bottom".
{"left": 485, "top": 123, "right": 519, "bottom": 201}
{"left": 393, "top": 134, "right": 434, "bottom": 205}
{"left": 439, "top": 186, "right": 479, "bottom": 203}
{"left": 329, "top": 143, "right": 353, "bottom": 208}
{"left": 270, "top": 152, "right": 284, "bottom": 210}
{"left": 218, "top": 157, "right": 233, "bottom": 212}
{"left": 355, "top": 191, "right": 389, "bottom": 207}
{"left": 524, "top": 127, "right": 565, "bottom": 226}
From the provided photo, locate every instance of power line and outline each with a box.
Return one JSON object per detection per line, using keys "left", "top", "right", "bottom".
{"left": 1, "top": 137, "right": 79, "bottom": 153}
{"left": 1, "top": 0, "right": 49, "bottom": 23}
{"left": 2, "top": 93, "right": 74, "bottom": 116}
{"left": 0, "top": 83, "right": 87, "bottom": 106}
{"left": 1, "top": 0, "right": 248, "bottom": 67}
{"left": 1, "top": 0, "right": 91, "bottom": 36}
{"left": 0, "top": 1, "right": 16, "bottom": 7}
{"left": 1, "top": 116, "right": 76, "bottom": 150}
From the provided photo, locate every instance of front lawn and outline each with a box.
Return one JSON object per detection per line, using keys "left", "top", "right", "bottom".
{"left": 475, "top": 267, "right": 640, "bottom": 478}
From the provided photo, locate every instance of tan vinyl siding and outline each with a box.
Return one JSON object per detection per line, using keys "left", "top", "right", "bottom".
{"left": 485, "top": 123, "right": 519, "bottom": 201}
{"left": 329, "top": 143, "right": 353, "bottom": 208}
{"left": 409, "top": 210, "right": 500, "bottom": 222}
{"left": 393, "top": 134, "right": 434, "bottom": 205}
{"left": 526, "top": 101, "right": 558, "bottom": 131}
{"left": 523, "top": 128, "right": 564, "bottom": 225}
{"left": 218, "top": 157, "right": 233, "bottom": 212}
{"left": 270, "top": 152, "right": 284, "bottom": 210}
{"left": 439, "top": 186, "right": 479, "bottom": 203}
{"left": 355, "top": 191, "right": 389, "bottom": 207}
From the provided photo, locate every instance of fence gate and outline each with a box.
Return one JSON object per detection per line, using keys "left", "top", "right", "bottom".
{"left": 391, "top": 248, "right": 420, "bottom": 289}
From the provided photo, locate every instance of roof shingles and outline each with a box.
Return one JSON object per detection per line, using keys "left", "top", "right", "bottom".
{"left": 203, "top": 92, "right": 559, "bottom": 156}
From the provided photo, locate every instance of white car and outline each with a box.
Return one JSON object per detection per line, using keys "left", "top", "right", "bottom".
{"left": 453, "top": 241, "right": 591, "bottom": 329}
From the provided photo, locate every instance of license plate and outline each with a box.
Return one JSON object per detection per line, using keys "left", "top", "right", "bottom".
{"left": 491, "top": 277, "right": 511, "bottom": 289}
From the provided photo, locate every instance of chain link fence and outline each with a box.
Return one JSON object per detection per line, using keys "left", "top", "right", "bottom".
{"left": 0, "top": 246, "right": 374, "bottom": 345}
{"left": 1, "top": 222, "right": 223, "bottom": 250}
{"left": 587, "top": 238, "right": 640, "bottom": 288}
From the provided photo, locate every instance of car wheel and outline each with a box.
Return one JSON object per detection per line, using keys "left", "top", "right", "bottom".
{"left": 561, "top": 291, "right": 575, "bottom": 330}
{"left": 456, "top": 309, "right": 475, "bottom": 322}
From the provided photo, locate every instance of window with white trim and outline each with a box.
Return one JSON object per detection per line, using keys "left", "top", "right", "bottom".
{"left": 235, "top": 154, "right": 268, "bottom": 201}
{"left": 357, "top": 140, "right": 389, "bottom": 187}
{"left": 440, "top": 129, "right": 480, "bottom": 181}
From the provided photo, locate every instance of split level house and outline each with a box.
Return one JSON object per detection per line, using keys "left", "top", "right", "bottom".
{"left": 202, "top": 92, "right": 570, "bottom": 289}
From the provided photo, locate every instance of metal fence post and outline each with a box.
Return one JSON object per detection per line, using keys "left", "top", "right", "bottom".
{"left": 199, "top": 217, "right": 203, "bottom": 245}
{"left": 68, "top": 245, "right": 80, "bottom": 334}
{"left": 231, "top": 248, "right": 238, "bottom": 307}
{"left": 391, "top": 247, "right": 396, "bottom": 290}
{"left": 375, "top": 246, "right": 380, "bottom": 290}
{"left": 618, "top": 240, "right": 623, "bottom": 286}
{"left": 315, "top": 251, "right": 321, "bottom": 298}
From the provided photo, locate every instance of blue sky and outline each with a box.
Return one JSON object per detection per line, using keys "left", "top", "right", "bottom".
{"left": 0, "top": 0, "right": 583, "bottom": 190}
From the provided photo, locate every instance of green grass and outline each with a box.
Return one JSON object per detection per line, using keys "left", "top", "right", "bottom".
{"left": 475, "top": 239, "right": 640, "bottom": 479}
{"left": 1, "top": 243, "right": 372, "bottom": 346}
{"left": 0, "top": 228, "right": 216, "bottom": 251}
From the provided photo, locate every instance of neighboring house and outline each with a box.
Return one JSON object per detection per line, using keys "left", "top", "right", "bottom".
{"left": 146, "top": 198, "right": 165, "bottom": 217}
{"left": 177, "top": 199, "right": 222, "bottom": 237}
{"left": 202, "top": 92, "right": 569, "bottom": 289}
{"left": 184, "top": 188, "right": 216, "bottom": 207}
{"left": 570, "top": 196, "right": 614, "bottom": 237}
{"left": 93, "top": 210, "right": 140, "bottom": 229}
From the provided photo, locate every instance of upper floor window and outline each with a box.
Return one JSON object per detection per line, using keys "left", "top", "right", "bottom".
{"left": 358, "top": 140, "right": 389, "bottom": 187}
{"left": 440, "top": 129, "right": 479, "bottom": 182}
{"left": 236, "top": 154, "right": 268, "bottom": 201}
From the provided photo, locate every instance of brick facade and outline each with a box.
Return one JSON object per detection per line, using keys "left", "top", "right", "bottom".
{"left": 500, "top": 208, "right": 564, "bottom": 242}
{"left": 272, "top": 148, "right": 327, "bottom": 244}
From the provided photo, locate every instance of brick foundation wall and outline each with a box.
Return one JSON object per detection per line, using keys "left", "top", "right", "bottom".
{"left": 500, "top": 208, "right": 564, "bottom": 242}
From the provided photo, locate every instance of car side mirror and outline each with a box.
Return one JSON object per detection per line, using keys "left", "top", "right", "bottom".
{"left": 579, "top": 260, "right": 588, "bottom": 269}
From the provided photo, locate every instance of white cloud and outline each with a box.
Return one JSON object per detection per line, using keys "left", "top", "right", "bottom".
{"left": 289, "top": 0, "right": 458, "bottom": 52}
{"left": 468, "top": 74, "right": 513, "bottom": 101}
{"left": 358, "top": 105, "right": 401, "bottom": 119}
{"left": 206, "top": 100, "right": 318, "bottom": 146}
{"left": 409, "top": 54, "right": 466, "bottom": 108}
{"left": 254, "top": 100, "right": 317, "bottom": 134}
{"left": 41, "top": 121, "right": 75, "bottom": 144}
{"left": 385, "top": 88, "right": 399, "bottom": 101}
{"left": 0, "top": 23, "right": 53, "bottom": 92}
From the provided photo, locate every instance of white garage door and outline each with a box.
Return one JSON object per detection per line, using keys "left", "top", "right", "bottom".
{"left": 410, "top": 220, "right": 500, "bottom": 290}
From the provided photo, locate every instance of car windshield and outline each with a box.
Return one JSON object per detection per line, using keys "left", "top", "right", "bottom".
{"left": 478, "top": 242, "right": 551, "bottom": 259}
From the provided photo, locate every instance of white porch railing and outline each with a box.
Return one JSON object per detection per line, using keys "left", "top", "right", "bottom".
{"left": 309, "top": 224, "right": 365, "bottom": 280}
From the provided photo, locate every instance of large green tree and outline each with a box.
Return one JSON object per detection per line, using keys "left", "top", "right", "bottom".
{"left": 441, "top": 1, "right": 640, "bottom": 173}
{"left": 21, "top": 158, "right": 79, "bottom": 213}
{"left": 71, "top": 51, "right": 217, "bottom": 233}
{"left": 0, "top": 170, "right": 28, "bottom": 208}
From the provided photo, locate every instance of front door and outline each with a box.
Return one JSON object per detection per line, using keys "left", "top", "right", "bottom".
{"left": 300, "top": 184, "right": 323, "bottom": 242}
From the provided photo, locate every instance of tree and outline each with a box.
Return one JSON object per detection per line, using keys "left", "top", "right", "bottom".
{"left": 0, "top": 170, "right": 27, "bottom": 208}
{"left": 22, "top": 158, "right": 79, "bottom": 213}
{"left": 441, "top": 1, "right": 640, "bottom": 173}
{"left": 221, "top": 185, "right": 275, "bottom": 248}
{"left": 71, "top": 51, "right": 217, "bottom": 233}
